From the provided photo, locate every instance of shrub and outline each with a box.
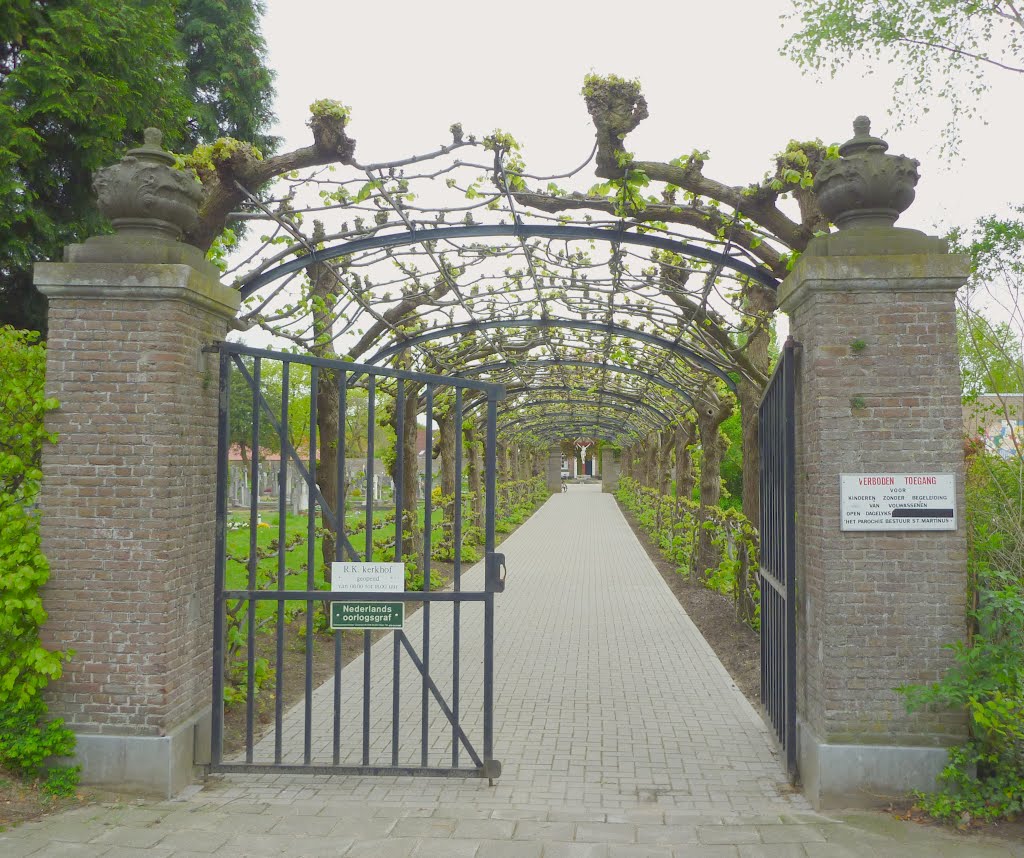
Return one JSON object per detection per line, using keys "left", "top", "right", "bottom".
{"left": 0, "top": 326, "right": 78, "bottom": 791}
{"left": 615, "top": 476, "right": 759, "bottom": 628}
{"left": 900, "top": 448, "right": 1024, "bottom": 822}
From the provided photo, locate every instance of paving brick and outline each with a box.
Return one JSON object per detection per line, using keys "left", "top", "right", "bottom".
{"left": 11, "top": 490, "right": 1014, "bottom": 857}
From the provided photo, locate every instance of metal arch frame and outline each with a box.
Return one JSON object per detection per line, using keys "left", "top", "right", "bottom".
{"left": 465, "top": 384, "right": 672, "bottom": 425}
{"left": 364, "top": 319, "right": 737, "bottom": 392}
{"left": 496, "top": 398, "right": 664, "bottom": 434}
{"left": 457, "top": 358, "right": 696, "bottom": 406}
{"left": 238, "top": 224, "right": 779, "bottom": 299}
{"left": 502, "top": 416, "right": 640, "bottom": 442}
{"left": 498, "top": 412, "right": 640, "bottom": 441}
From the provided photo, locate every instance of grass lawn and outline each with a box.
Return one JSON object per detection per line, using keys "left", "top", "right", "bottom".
{"left": 225, "top": 505, "right": 449, "bottom": 600}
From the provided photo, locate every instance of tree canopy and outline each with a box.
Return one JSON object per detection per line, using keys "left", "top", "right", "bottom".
{"left": 0, "top": 0, "right": 276, "bottom": 333}
{"left": 784, "top": 0, "right": 1024, "bottom": 152}
{"left": 177, "top": 74, "right": 844, "bottom": 529}
{"left": 953, "top": 210, "right": 1024, "bottom": 396}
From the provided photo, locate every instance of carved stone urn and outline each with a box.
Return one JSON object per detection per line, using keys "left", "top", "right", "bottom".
{"left": 814, "top": 116, "right": 920, "bottom": 230}
{"left": 92, "top": 128, "right": 202, "bottom": 241}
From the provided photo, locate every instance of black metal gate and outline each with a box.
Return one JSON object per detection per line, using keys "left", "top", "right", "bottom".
{"left": 208, "top": 342, "right": 506, "bottom": 780}
{"left": 758, "top": 336, "right": 798, "bottom": 779}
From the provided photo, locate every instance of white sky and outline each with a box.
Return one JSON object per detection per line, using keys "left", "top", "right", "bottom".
{"left": 261, "top": 0, "right": 1023, "bottom": 237}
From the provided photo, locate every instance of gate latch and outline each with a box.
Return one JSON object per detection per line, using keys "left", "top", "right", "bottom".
{"left": 485, "top": 552, "right": 507, "bottom": 593}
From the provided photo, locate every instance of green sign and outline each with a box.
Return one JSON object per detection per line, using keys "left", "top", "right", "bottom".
{"left": 330, "top": 601, "right": 404, "bottom": 630}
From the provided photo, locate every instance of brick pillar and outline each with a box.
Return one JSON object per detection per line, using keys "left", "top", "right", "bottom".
{"left": 546, "top": 446, "right": 562, "bottom": 494}
{"left": 33, "top": 130, "right": 240, "bottom": 795}
{"left": 779, "top": 226, "right": 969, "bottom": 807}
{"left": 601, "top": 447, "right": 620, "bottom": 493}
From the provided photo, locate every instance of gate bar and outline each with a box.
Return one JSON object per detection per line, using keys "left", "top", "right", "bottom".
{"left": 483, "top": 394, "right": 498, "bottom": 774}
{"left": 392, "top": 378, "right": 405, "bottom": 767}
{"left": 452, "top": 388, "right": 462, "bottom": 767}
{"left": 275, "top": 362, "right": 289, "bottom": 764}
{"left": 422, "top": 386, "right": 434, "bottom": 767}
{"left": 304, "top": 365, "right": 318, "bottom": 765}
{"left": 783, "top": 337, "right": 797, "bottom": 776}
{"left": 245, "top": 357, "right": 261, "bottom": 762}
{"left": 210, "top": 349, "right": 231, "bottom": 767}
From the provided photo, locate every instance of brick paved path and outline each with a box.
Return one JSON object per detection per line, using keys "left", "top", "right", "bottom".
{"left": 249, "top": 483, "right": 797, "bottom": 813}
{"left": 4, "top": 486, "right": 1023, "bottom": 856}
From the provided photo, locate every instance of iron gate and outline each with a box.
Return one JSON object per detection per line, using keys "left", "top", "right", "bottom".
{"left": 209, "top": 342, "right": 506, "bottom": 780}
{"left": 758, "top": 336, "right": 798, "bottom": 779}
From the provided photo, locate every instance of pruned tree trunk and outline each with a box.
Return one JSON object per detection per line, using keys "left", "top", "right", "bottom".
{"left": 736, "top": 285, "right": 773, "bottom": 624}
{"left": 317, "top": 369, "right": 341, "bottom": 573}
{"left": 466, "top": 420, "right": 484, "bottom": 532}
{"left": 307, "top": 220, "right": 342, "bottom": 583}
{"left": 643, "top": 436, "right": 659, "bottom": 488}
{"left": 437, "top": 407, "right": 457, "bottom": 560}
{"left": 658, "top": 429, "right": 675, "bottom": 496}
{"left": 739, "top": 284, "right": 774, "bottom": 531}
{"left": 675, "top": 418, "right": 697, "bottom": 501}
{"left": 400, "top": 384, "right": 421, "bottom": 564}
{"left": 695, "top": 393, "right": 734, "bottom": 579}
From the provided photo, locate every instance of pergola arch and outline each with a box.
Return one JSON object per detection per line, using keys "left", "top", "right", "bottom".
{"left": 457, "top": 359, "right": 696, "bottom": 406}
{"left": 498, "top": 410, "right": 641, "bottom": 437}
{"left": 363, "top": 318, "right": 737, "bottom": 392}
{"left": 496, "top": 398, "right": 665, "bottom": 434}
{"left": 227, "top": 131, "right": 776, "bottom": 479}
{"left": 238, "top": 224, "right": 779, "bottom": 301}
{"left": 498, "top": 415, "right": 640, "bottom": 442}
{"left": 463, "top": 384, "right": 673, "bottom": 425}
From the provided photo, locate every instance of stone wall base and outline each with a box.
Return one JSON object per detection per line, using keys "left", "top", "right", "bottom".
{"left": 799, "top": 721, "right": 952, "bottom": 809}
{"left": 71, "top": 709, "right": 211, "bottom": 798}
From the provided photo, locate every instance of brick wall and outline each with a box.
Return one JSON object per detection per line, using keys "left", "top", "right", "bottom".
{"left": 783, "top": 256, "right": 969, "bottom": 747}
{"left": 40, "top": 295, "right": 227, "bottom": 736}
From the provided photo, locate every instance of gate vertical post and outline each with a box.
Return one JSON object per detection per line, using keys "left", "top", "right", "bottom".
{"left": 777, "top": 118, "right": 969, "bottom": 808}
{"left": 33, "top": 130, "right": 240, "bottom": 796}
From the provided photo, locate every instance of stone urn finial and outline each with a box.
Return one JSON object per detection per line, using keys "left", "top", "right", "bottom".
{"left": 814, "top": 116, "right": 920, "bottom": 230}
{"left": 92, "top": 127, "right": 202, "bottom": 241}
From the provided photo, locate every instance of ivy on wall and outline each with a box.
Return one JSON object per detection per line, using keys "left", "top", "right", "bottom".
{"left": 0, "top": 326, "right": 77, "bottom": 793}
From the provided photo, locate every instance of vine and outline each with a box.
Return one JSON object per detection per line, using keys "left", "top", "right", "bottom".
{"left": 0, "top": 327, "right": 78, "bottom": 795}
{"left": 615, "top": 476, "right": 760, "bottom": 629}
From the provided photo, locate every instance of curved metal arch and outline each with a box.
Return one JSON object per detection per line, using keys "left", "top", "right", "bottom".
{"left": 466, "top": 384, "right": 672, "bottom": 424}
{"left": 497, "top": 398, "right": 664, "bottom": 433}
{"left": 458, "top": 358, "right": 696, "bottom": 406}
{"left": 365, "top": 319, "right": 737, "bottom": 392}
{"left": 501, "top": 415, "right": 640, "bottom": 442}
{"left": 238, "top": 223, "right": 778, "bottom": 299}
{"left": 498, "top": 410, "right": 642, "bottom": 438}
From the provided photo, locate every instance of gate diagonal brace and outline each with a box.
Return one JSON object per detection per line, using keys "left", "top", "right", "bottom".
{"left": 232, "top": 355, "right": 361, "bottom": 562}
{"left": 397, "top": 630, "right": 485, "bottom": 770}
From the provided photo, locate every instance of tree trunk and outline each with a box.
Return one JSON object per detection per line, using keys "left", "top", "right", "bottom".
{"left": 307, "top": 220, "right": 343, "bottom": 584}
{"left": 466, "top": 420, "right": 484, "bottom": 533}
{"left": 675, "top": 419, "right": 696, "bottom": 501}
{"left": 518, "top": 446, "right": 530, "bottom": 481}
{"left": 658, "top": 429, "right": 675, "bottom": 496}
{"left": 643, "top": 437, "right": 659, "bottom": 488}
{"left": 317, "top": 370, "right": 341, "bottom": 574}
{"left": 736, "top": 285, "right": 773, "bottom": 624}
{"left": 437, "top": 408, "right": 457, "bottom": 560}
{"left": 401, "top": 385, "right": 421, "bottom": 564}
{"left": 695, "top": 393, "right": 734, "bottom": 579}
{"left": 740, "top": 284, "right": 774, "bottom": 531}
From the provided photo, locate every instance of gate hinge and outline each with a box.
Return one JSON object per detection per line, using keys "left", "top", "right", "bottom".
{"left": 485, "top": 552, "right": 507, "bottom": 593}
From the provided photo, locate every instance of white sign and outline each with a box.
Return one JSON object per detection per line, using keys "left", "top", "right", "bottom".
{"left": 840, "top": 474, "right": 956, "bottom": 531}
{"left": 331, "top": 561, "right": 405, "bottom": 592}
